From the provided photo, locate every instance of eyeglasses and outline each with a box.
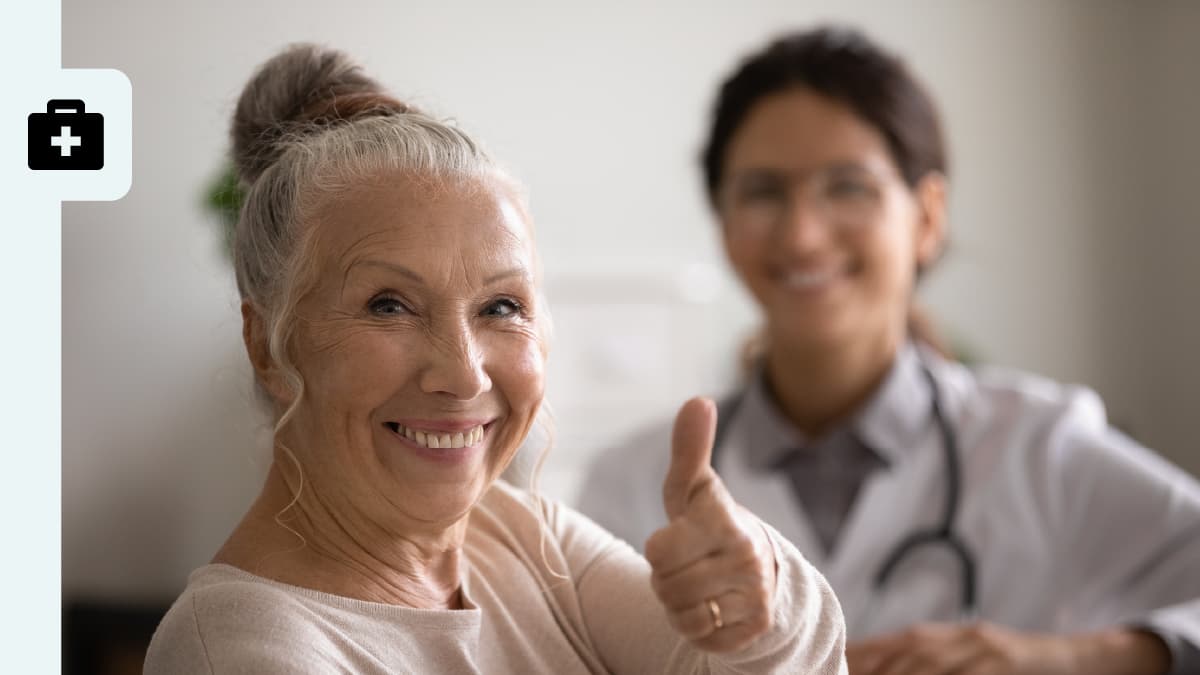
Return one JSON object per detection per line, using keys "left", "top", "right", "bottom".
{"left": 719, "top": 163, "right": 898, "bottom": 233}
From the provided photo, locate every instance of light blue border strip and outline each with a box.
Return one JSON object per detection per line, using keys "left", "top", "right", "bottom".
{"left": 2, "top": 0, "right": 64, "bottom": 670}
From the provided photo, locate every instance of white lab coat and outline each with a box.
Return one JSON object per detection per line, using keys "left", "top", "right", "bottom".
{"left": 576, "top": 352, "right": 1200, "bottom": 652}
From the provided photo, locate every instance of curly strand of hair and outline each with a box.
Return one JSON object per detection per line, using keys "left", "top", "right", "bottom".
{"left": 256, "top": 223, "right": 328, "bottom": 560}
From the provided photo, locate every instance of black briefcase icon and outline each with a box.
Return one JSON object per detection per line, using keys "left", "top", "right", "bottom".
{"left": 28, "top": 99, "right": 104, "bottom": 170}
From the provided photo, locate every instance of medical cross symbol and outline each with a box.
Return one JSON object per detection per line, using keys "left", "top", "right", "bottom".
{"left": 28, "top": 100, "right": 104, "bottom": 171}
{"left": 50, "top": 126, "right": 82, "bottom": 156}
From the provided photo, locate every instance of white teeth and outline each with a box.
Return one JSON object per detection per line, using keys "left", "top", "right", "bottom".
{"left": 783, "top": 270, "right": 835, "bottom": 289}
{"left": 393, "top": 423, "right": 486, "bottom": 450}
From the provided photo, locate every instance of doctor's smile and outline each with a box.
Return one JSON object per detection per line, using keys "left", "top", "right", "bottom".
{"left": 768, "top": 263, "right": 855, "bottom": 297}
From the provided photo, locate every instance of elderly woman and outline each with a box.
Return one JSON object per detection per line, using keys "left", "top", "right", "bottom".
{"left": 143, "top": 44, "right": 846, "bottom": 674}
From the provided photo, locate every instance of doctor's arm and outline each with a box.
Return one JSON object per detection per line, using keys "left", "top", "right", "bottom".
{"left": 848, "top": 402, "right": 1200, "bottom": 675}
{"left": 1046, "top": 424, "right": 1200, "bottom": 675}
{"left": 845, "top": 620, "right": 1171, "bottom": 675}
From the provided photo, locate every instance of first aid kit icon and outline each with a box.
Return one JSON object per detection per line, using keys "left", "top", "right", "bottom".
{"left": 28, "top": 99, "right": 104, "bottom": 171}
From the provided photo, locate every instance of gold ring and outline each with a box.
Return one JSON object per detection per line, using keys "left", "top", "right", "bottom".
{"left": 707, "top": 597, "right": 724, "bottom": 630}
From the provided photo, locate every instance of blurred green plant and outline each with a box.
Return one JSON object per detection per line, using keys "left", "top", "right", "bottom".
{"left": 203, "top": 163, "right": 244, "bottom": 261}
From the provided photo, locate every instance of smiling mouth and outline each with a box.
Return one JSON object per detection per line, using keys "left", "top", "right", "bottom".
{"left": 781, "top": 270, "right": 837, "bottom": 289}
{"left": 771, "top": 263, "right": 853, "bottom": 292}
{"left": 384, "top": 422, "right": 487, "bottom": 449}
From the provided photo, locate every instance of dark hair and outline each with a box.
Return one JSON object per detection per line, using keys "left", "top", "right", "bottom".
{"left": 701, "top": 26, "right": 947, "bottom": 206}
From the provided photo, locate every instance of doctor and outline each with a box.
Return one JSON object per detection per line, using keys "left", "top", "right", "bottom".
{"left": 578, "top": 26, "right": 1200, "bottom": 675}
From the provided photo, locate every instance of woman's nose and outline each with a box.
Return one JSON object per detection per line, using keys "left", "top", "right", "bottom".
{"left": 418, "top": 328, "right": 493, "bottom": 400}
{"left": 774, "top": 190, "right": 834, "bottom": 253}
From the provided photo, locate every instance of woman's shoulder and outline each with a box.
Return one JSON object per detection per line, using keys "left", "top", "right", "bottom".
{"left": 935, "top": 355, "right": 1111, "bottom": 437}
{"left": 473, "top": 482, "right": 636, "bottom": 579}
{"left": 477, "top": 481, "right": 615, "bottom": 545}
{"left": 934, "top": 355, "right": 1178, "bottom": 483}
{"left": 145, "top": 565, "right": 341, "bottom": 673}
{"left": 161, "top": 565, "right": 345, "bottom": 638}
{"left": 154, "top": 565, "right": 293, "bottom": 618}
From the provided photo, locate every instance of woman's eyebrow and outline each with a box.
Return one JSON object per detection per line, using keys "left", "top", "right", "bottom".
{"left": 735, "top": 167, "right": 785, "bottom": 180}
{"left": 822, "top": 160, "right": 879, "bottom": 176}
{"left": 346, "top": 259, "right": 530, "bottom": 286}
{"left": 484, "top": 268, "right": 531, "bottom": 285}
{"left": 736, "top": 161, "right": 873, "bottom": 176}
{"left": 348, "top": 259, "right": 426, "bottom": 285}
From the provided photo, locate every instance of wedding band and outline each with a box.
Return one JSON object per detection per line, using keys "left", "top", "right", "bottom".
{"left": 707, "top": 597, "right": 724, "bottom": 630}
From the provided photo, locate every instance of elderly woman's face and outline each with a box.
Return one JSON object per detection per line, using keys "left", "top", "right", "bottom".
{"left": 282, "top": 173, "right": 545, "bottom": 526}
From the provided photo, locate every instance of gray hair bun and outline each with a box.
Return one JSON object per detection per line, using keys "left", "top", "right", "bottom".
{"left": 231, "top": 42, "right": 413, "bottom": 187}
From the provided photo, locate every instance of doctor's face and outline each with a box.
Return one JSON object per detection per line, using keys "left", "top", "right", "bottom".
{"left": 717, "top": 87, "right": 943, "bottom": 352}
{"left": 275, "top": 172, "right": 546, "bottom": 528}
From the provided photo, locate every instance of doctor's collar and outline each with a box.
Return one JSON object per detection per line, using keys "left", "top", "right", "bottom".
{"left": 854, "top": 341, "right": 939, "bottom": 465}
{"left": 741, "top": 341, "right": 935, "bottom": 470}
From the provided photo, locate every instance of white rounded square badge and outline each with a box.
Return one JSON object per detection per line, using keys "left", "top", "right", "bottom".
{"left": 23, "top": 68, "right": 131, "bottom": 201}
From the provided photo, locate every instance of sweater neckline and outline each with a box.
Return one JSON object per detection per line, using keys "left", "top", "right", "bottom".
{"left": 193, "top": 563, "right": 483, "bottom": 628}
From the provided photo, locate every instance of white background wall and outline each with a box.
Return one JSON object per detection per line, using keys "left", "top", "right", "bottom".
{"left": 63, "top": 1, "right": 1198, "bottom": 602}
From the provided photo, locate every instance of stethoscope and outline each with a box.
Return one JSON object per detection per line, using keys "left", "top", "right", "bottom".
{"left": 709, "top": 355, "right": 979, "bottom": 620}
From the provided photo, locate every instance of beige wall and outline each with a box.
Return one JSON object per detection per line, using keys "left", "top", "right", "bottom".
{"left": 63, "top": 1, "right": 1198, "bottom": 600}
{"left": 1141, "top": 2, "right": 1200, "bottom": 477}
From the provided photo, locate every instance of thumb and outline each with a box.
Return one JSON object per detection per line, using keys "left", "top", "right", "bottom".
{"left": 662, "top": 396, "right": 718, "bottom": 520}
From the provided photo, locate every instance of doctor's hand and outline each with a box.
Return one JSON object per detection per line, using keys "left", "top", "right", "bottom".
{"left": 846, "top": 622, "right": 1171, "bottom": 675}
{"left": 644, "top": 397, "right": 779, "bottom": 654}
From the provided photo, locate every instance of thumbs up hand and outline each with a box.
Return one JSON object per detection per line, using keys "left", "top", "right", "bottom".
{"left": 645, "top": 397, "right": 779, "bottom": 653}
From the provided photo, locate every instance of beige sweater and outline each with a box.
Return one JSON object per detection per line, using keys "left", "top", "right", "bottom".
{"left": 145, "top": 481, "right": 846, "bottom": 674}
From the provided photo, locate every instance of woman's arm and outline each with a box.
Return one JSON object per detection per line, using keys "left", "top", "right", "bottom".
{"left": 566, "top": 398, "right": 847, "bottom": 674}
{"left": 576, "top": 517, "right": 846, "bottom": 674}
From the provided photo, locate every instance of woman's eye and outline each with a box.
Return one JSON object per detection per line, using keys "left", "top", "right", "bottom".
{"left": 827, "top": 178, "right": 876, "bottom": 199}
{"left": 368, "top": 297, "right": 408, "bottom": 316}
{"left": 483, "top": 298, "right": 523, "bottom": 318}
{"left": 739, "top": 183, "right": 785, "bottom": 203}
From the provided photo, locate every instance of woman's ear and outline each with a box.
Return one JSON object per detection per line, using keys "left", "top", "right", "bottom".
{"left": 913, "top": 172, "right": 948, "bottom": 269}
{"left": 241, "top": 300, "right": 290, "bottom": 403}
